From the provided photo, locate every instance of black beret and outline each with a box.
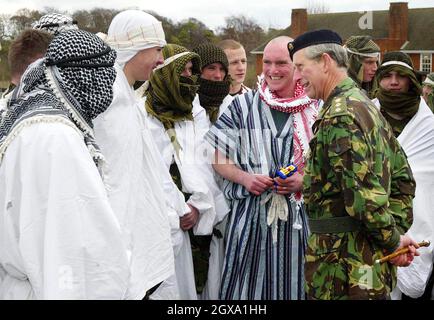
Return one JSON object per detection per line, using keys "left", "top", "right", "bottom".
{"left": 288, "top": 29, "right": 343, "bottom": 60}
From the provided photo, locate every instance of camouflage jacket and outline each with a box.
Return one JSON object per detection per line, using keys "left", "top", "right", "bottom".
{"left": 303, "top": 78, "right": 416, "bottom": 299}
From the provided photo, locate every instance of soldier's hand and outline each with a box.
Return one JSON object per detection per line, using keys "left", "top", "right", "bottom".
{"left": 274, "top": 172, "right": 304, "bottom": 195}
{"left": 389, "top": 235, "right": 420, "bottom": 267}
{"left": 241, "top": 173, "right": 274, "bottom": 196}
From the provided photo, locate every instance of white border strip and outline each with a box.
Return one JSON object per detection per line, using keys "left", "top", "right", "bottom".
{"left": 423, "top": 77, "right": 434, "bottom": 86}
{"left": 344, "top": 47, "right": 380, "bottom": 58}
{"left": 153, "top": 52, "right": 191, "bottom": 71}
{"left": 381, "top": 60, "right": 413, "bottom": 70}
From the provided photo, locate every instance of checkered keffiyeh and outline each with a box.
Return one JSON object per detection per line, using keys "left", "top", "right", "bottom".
{"left": 0, "top": 30, "right": 116, "bottom": 167}
{"left": 33, "top": 13, "right": 78, "bottom": 35}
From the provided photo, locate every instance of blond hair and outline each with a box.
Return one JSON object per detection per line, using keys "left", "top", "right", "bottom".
{"left": 217, "top": 39, "right": 244, "bottom": 51}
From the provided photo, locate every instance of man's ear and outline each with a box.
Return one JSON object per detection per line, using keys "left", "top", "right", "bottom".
{"left": 320, "top": 53, "right": 334, "bottom": 74}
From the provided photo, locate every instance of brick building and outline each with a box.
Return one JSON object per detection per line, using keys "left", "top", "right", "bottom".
{"left": 251, "top": 2, "right": 434, "bottom": 75}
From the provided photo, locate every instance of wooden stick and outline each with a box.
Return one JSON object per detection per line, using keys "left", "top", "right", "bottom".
{"left": 375, "top": 240, "right": 430, "bottom": 264}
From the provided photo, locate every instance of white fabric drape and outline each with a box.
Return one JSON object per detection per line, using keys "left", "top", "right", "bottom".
{"left": 193, "top": 94, "right": 233, "bottom": 300}
{"left": 0, "top": 122, "right": 129, "bottom": 299}
{"left": 374, "top": 98, "right": 434, "bottom": 298}
{"left": 395, "top": 100, "right": 434, "bottom": 298}
{"left": 142, "top": 95, "right": 229, "bottom": 299}
{"left": 93, "top": 65, "right": 174, "bottom": 299}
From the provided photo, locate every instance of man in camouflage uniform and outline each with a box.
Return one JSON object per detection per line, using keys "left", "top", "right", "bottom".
{"left": 290, "top": 29, "right": 419, "bottom": 300}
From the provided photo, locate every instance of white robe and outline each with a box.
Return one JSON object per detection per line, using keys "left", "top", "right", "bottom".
{"left": 143, "top": 96, "right": 228, "bottom": 299}
{"left": 193, "top": 94, "right": 233, "bottom": 300}
{"left": 0, "top": 121, "right": 129, "bottom": 299}
{"left": 374, "top": 98, "right": 434, "bottom": 299}
{"left": 93, "top": 65, "right": 175, "bottom": 300}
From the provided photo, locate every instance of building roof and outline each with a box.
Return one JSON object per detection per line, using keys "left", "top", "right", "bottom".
{"left": 402, "top": 8, "right": 434, "bottom": 51}
{"left": 251, "top": 7, "right": 434, "bottom": 54}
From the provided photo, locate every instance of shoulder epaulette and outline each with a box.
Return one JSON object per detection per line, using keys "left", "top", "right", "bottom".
{"left": 324, "top": 95, "right": 349, "bottom": 118}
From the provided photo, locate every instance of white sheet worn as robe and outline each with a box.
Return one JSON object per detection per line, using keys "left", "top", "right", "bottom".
{"left": 93, "top": 65, "right": 175, "bottom": 300}
{"left": 193, "top": 94, "right": 233, "bottom": 300}
{"left": 374, "top": 98, "right": 434, "bottom": 299}
{"left": 142, "top": 96, "right": 229, "bottom": 299}
{"left": 0, "top": 121, "right": 130, "bottom": 299}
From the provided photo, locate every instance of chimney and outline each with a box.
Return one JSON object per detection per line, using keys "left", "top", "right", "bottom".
{"left": 290, "top": 9, "right": 307, "bottom": 38}
{"left": 389, "top": 2, "right": 408, "bottom": 41}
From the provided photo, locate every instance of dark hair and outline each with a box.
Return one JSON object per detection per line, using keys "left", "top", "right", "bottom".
{"left": 8, "top": 29, "right": 53, "bottom": 78}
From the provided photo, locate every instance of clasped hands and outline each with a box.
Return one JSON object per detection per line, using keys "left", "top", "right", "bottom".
{"left": 241, "top": 172, "right": 304, "bottom": 196}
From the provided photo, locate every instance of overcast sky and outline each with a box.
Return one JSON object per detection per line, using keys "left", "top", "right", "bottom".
{"left": 1, "top": 0, "right": 433, "bottom": 31}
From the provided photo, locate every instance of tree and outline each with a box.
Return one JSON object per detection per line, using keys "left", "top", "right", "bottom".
{"left": 89, "top": 8, "right": 120, "bottom": 33}
{"left": 0, "top": 14, "right": 12, "bottom": 40}
{"left": 0, "top": 39, "right": 11, "bottom": 86}
{"left": 10, "top": 8, "right": 42, "bottom": 37}
{"left": 172, "top": 18, "right": 216, "bottom": 50}
{"left": 72, "top": 10, "right": 94, "bottom": 32}
{"left": 217, "top": 15, "right": 265, "bottom": 54}
{"left": 73, "top": 8, "right": 120, "bottom": 34}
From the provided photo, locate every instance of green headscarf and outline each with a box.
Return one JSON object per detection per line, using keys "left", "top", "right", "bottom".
{"left": 145, "top": 44, "right": 201, "bottom": 157}
{"left": 344, "top": 35, "right": 380, "bottom": 98}
{"left": 423, "top": 72, "right": 434, "bottom": 112}
{"left": 145, "top": 44, "right": 201, "bottom": 131}
{"left": 373, "top": 51, "right": 422, "bottom": 136}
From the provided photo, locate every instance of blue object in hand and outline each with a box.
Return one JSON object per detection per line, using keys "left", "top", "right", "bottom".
{"left": 276, "top": 164, "right": 297, "bottom": 179}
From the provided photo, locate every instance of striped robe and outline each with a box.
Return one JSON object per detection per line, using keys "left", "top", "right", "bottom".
{"left": 205, "top": 90, "right": 308, "bottom": 300}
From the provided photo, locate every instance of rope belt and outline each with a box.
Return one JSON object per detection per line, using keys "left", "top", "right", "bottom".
{"left": 261, "top": 193, "right": 288, "bottom": 244}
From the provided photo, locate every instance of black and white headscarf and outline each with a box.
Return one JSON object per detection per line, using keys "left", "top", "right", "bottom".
{"left": 33, "top": 13, "right": 79, "bottom": 35}
{"left": 0, "top": 29, "right": 117, "bottom": 173}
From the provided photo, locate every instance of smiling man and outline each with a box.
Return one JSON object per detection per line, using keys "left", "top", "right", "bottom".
{"left": 290, "top": 29, "right": 419, "bottom": 300}
{"left": 206, "top": 36, "right": 318, "bottom": 300}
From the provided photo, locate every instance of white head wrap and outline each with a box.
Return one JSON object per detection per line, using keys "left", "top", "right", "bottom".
{"left": 98, "top": 10, "right": 166, "bottom": 68}
{"left": 423, "top": 76, "right": 434, "bottom": 87}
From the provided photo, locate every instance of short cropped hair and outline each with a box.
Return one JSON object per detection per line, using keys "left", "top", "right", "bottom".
{"left": 217, "top": 39, "right": 244, "bottom": 51}
{"left": 8, "top": 29, "right": 53, "bottom": 79}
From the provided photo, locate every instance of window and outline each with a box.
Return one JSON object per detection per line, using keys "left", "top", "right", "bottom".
{"left": 421, "top": 53, "right": 432, "bottom": 73}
